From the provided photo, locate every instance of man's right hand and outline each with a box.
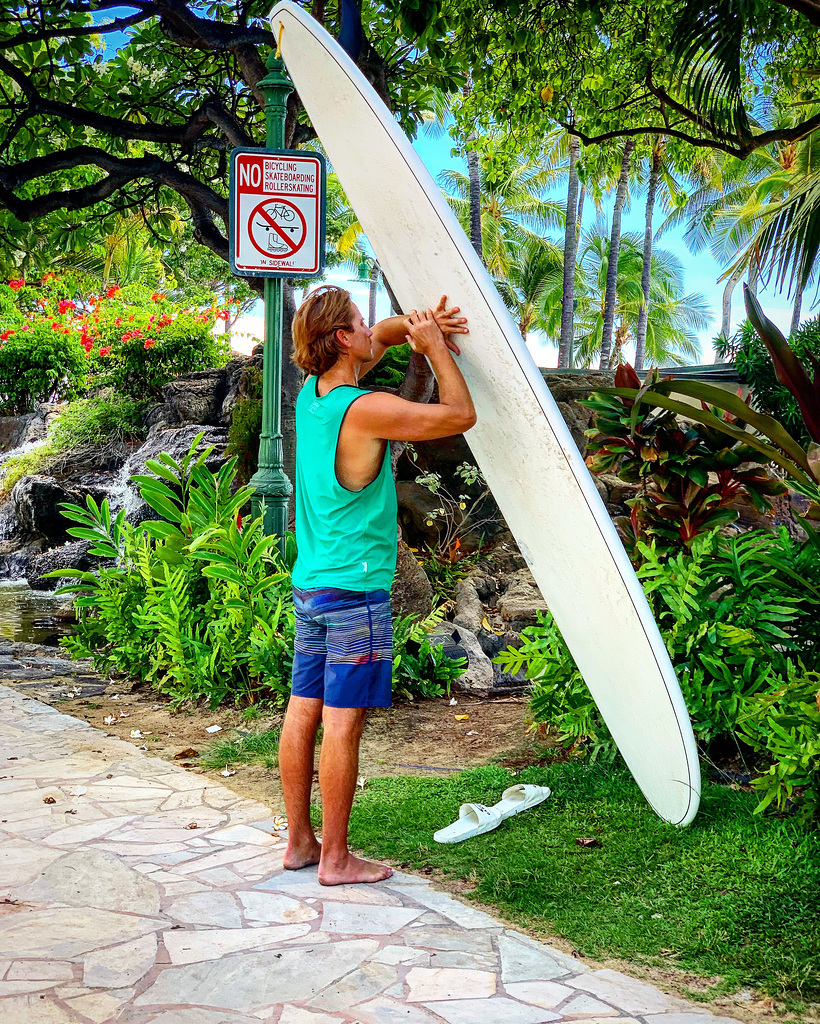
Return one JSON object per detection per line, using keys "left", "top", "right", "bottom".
{"left": 403, "top": 309, "right": 448, "bottom": 357}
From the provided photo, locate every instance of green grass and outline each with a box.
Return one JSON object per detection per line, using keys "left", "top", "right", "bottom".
{"left": 346, "top": 762, "right": 820, "bottom": 1004}
{"left": 199, "top": 727, "right": 281, "bottom": 769}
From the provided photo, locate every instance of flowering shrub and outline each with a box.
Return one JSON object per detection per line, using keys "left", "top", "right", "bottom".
{"left": 0, "top": 276, "right": 233, "bottom": 412}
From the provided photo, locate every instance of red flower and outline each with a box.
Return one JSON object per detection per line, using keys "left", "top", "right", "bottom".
{"left": 57, "top": 299, "right": 76, "bottom": 315}
{"left": 236, "top": 512, "right": 243, "bottom": 530}
{"left": 0, "top": 329, "right": 14, "bottom": 341}
{"left": 50, "top": 321, "right": 59, "bottom": 330}
{"left": 144, "top": 337, "right": 156, "bottom": 349}
{"left": 128, "top": 314, "right": 135, "bottom": 321}
{"left": 115, "top": 318, "right": 123, "bottom": 327}
{"left": 217, "top": 309, "right": 230, "bottom": 321}
{"left": 121, "top": 332, "right": 132, "bottom": 342}
{"left": 99, "top": 345, "right": 111, "bottom": 357}
{"left": 8, "top": 279, "right": 25, "bottom": 291}
{"left": 41, "top": 272, "right": 55, "bottom": 283}
{"left": 106, "top": 285, "right": 120, "bottom": 298}
{"left": 21, "top": 324, "right": 30, "bottom": 332}
{"left": 151, "top": 292, "right": 165, "bottom": 302}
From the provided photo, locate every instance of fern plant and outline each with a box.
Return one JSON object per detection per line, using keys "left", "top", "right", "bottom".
{"left": 49, "top": 432, "right": 294, "bottom": 708}
{"left": 499, "top": 528, "right": 820, "bottom": 821}
{"left": 392, "top": 604, "right": 467, "bottom": 699}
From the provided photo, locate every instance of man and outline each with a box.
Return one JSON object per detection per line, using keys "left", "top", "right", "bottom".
{"left": 279, "top": 285, "right": 475, "bottom": 885}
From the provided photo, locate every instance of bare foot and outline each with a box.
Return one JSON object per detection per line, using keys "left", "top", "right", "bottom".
{"left": 283, "top": 837, "right": 322, "bottom": 871}
{"left": 318, "top": 852, "right": 393, "bottom": 886}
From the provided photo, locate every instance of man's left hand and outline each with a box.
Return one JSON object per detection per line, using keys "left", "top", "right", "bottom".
{"left": 431, "top": 295, "right": 468, "bottom": 356}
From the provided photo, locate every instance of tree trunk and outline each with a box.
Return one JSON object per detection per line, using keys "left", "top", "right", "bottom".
{"left": 467, "top": 147, "right": 483, "bottom": 262}
{"left": 599, "top": 139, "right": 635, "bottom": 370}
{"left": 721, "top": 263, "right": 744, "bottom": 338}
{"left": 368, "top": 265, "right": 379, "bottom": 326}
{"left": 635, "top": 144, "right": 662, "bottom": 372}
{"left": 790, "top": 282, "right": 804, "bottom": 336}
{"left": 747, "top": 255, "right": 758, "bottom": 299}
{"left": 558, "top": 133, "right": 581, "bottom": 368}
{"left": 576, "top": 182, "right": 586, "bottom": 240}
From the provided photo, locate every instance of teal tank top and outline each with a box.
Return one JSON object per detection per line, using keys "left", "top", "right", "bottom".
{"left": 291, "top": 376, "right": 398, "bottom": 592}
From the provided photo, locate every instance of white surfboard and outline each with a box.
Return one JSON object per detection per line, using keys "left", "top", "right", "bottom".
{"left": 270, "top": 1, "right": 701, "bottom": 826}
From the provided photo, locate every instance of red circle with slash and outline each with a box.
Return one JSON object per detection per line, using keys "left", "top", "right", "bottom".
{"left": 248, "top": 198, "right": 307, "bottom": 260}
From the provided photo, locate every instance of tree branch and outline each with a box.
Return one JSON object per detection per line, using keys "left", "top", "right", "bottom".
{"left": 775, "top": 0, "right": 820, "bottom": 26}
{"left": 0, "top": 9, "right": 151, "bottom": 50}
{"left": 0, "top": 146, "right": 227, "bottom": 228}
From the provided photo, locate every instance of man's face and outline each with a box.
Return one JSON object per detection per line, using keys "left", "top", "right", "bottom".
{"left": 343, "top": 304, "right": 373, "bottom": 360}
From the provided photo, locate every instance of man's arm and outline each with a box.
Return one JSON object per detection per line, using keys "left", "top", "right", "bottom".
{"left": 359, "top": 295, "right": 467, "bottom": 379}
{"left": 347, "top": 309, "right": 477, "bottom": 441}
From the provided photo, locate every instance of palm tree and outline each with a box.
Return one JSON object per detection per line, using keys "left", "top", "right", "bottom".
{"left": 599, "top": 139, "right": 636, "bottom": 368}
{"left": 494, "top": 235, "right": 563, "bottom": 339}
{"left": 559, "top": 133, "right": 582, "bottom": 368}
{"left": 438, "top": 153, "right": 564, "bottom": 278}
{"left": 561, "top": 221, "right": 709, "bottom": 368}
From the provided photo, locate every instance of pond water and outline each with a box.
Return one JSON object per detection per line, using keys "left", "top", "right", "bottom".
{"left": 0, "top": 579, "right": 75, "bottom": 646}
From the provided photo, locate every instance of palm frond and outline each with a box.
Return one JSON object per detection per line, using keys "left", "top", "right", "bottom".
{"left": 670, "top": 0, "right": 756, "bottom": 138}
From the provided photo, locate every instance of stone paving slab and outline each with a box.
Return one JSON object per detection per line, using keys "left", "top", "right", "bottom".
{"left": 0, "top": 685, "right": 743, "bottom": 1024}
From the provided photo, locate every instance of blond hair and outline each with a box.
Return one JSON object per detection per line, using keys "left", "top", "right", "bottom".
{"left": 291, "top": 285, "right": 353, "bottom": 376}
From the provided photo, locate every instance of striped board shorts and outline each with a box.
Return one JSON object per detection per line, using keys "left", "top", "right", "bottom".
{"left": 291, "top": 587, "right": 393, "bottom": 708}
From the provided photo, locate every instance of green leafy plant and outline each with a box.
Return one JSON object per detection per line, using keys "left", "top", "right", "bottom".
{"left": 48, "top": 432, "right": 294, "bottom": 708}
{"left": 740, "top": 666, "right": 820, "bottom": 825}
{"left": 583, "top": 363, "right": 786, "bottom": 553}
{"left": 226, "top": 366, "right": 262, "bottom": 485}
{"left": 497, "top": 528, "right": 820, "bottom": 822}
{"left": 392, "top": 605, "right": 467, "bottom": 699}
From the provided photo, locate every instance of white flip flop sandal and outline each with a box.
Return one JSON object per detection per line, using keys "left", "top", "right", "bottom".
{"left": 433, "top": 802, "right": 503, "bottom": 844}
{"left": 489, "top": 784, "right": 552, "bottom": 821}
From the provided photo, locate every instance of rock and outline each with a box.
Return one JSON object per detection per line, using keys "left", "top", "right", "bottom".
{"left": 596, "top": 473, "right": 641, "bottom": 506}
{"left": 126, "top": 424, "right": 230, "bottom": 481}
{"left": 452, "top": 578, "right": 483, "bottom": 635}
{"left": 481, "top": 531, "right": 527, "bottom": 574}
{"left": 163, "top": 368, "right": 228, "bottom": 426}
{"left": 0, "top": 537, "right": 42, "bottom": 578}
{"left": 498, "top": 568, "right": 548, "bottom": 631}
{"left": 392, "top": 538, "right": 433, "bottom": 619}
{"left": 221, "top": 353, "right": 263, "bottom": 425}
{"left": 12, "top": 476, "right": 85, "bottom": 542}
{"left": 396, "top": 480, "right": 442, "bottom": 549}
{"left": 0, "top": 413, "right": 34, "bottom": 456}
{"left": 592, "top": 474, "right": 608, "bottom": 503}
{"left": 555, "top": 400, "right": 592, "bottom": 455}
{"left": 449, "top": 625, "right": 494, "bottom": 694}
{"left": 26, "top": 540, "right": 113, "bottom": 592}
{"left": 466, "top": 570, "right": 497, "bottom": 603}
{"left": 428, "top": 623, "right": 494, "bottom": 694}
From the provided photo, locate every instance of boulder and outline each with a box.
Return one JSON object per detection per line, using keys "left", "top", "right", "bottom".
{"left": 481, "top": 530, "right": 527, "bottom": 574}
{"left": 555, "top": 399, "right": 592, "bottom": 455}
{"left": 12, "top": 476, "right": 87, "bottom": 542}
{"left": 428, "top": 623, "right": 494, "bottom": 695}
{"left": 452, "top": 577, "right": 483, "bottom": 635}
{"left": 0, "top": 537, "right": 43, "bottom": 579}
{"left": 163, "top": 368, "right": 228, "bottom": 426}
{"left": 26, "top": 540, "right": 113, "bottom": 591}
{"left": 221, "top": 353, "right": 263, "bottom": 425}
{"left": 498, "top": 567, "right": 548, "bottom": 631}
{"left": 596, "top": 473, "right": 642, "bottom": 507}
{"left": 126, "top": 424, "right": 230, "bottom": 481}
{"left": 392, "top": 538, "right": 434, "bottom": 619}
{"left": 396, "top": 480, "right": 442, "bottom": 549}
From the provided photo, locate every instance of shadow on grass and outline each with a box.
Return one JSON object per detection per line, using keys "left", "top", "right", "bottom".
{"left": 347, "top": 762, "right": 820, "bottom": 1002}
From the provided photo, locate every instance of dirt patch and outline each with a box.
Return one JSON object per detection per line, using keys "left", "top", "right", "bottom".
{"left": 54, "top": 681, "right": 537, "bottom": 813}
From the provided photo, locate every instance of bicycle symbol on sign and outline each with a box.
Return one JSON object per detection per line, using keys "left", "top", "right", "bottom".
{"left": 248, "top": 198, "right": 307, "bottom": 259}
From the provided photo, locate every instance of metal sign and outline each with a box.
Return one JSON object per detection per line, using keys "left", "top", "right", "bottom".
{"left": 229, "top": 148, "right": 326, "bottom": 278}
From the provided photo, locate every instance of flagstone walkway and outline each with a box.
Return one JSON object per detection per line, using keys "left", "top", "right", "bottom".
{"left": 0, "top": 684, "right": 742, "bottom": 1024}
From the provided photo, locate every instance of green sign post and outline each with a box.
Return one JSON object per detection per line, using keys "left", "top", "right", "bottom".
{"left": 250, "top": 53, "right": 293, "bottom": 553}
{"left": 228, "top": 50, "right": 326, "bottom": 558}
